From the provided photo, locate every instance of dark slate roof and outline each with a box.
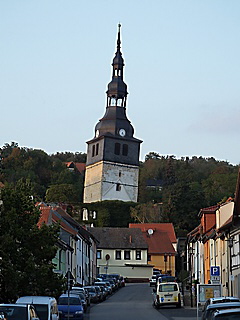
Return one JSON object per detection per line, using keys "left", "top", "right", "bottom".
{"left": 88, "top": 227, "right": 148, "bottom": 249}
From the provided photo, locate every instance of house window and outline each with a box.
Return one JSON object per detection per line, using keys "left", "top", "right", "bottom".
{"left": 116, "top": 183, "right": 121, "bottom": 191}
{"left": 124, "top": 250, "right": 130, "bottom": 260}
{"left": 114, "top": 143, "right": 120, "bottom": 155}
{"left": 147, "top": 254, "right": 151, "bottom": 261}
{"left": 97, "top": 250, "right": 102, "bottom": 259}
{"left": 119, "top": 171, "right": 121, "bottom": 177}
{"left": 122, "top": 144, "right": 128, "bottom": 156}
{"left": 136, "top": 250, "right": 141, "bottom": 260}
{"left": 115, "top": 250, "right": 121, "bottom": 260}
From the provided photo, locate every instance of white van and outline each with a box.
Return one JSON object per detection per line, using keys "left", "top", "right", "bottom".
{"left": 16, "top": 296, "right": 59, "bottom": 320}
{"left": 152, "top": 282, "right": 182, "bottom": 308}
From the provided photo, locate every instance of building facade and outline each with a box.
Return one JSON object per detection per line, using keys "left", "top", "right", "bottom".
{"left": 88, "top": 227, "right": 153, "bottom": 281}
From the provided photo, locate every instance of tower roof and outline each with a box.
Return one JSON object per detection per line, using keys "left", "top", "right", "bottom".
{"left": 106, "top": 24, "right": 128, "bottom": 99}
{"left": 94, "top": 24, "right": 136, "bottom": 139}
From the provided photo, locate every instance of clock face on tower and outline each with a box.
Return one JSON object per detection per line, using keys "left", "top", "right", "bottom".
{"left": 119, "top": 128, "right": 126, "bottom": 137}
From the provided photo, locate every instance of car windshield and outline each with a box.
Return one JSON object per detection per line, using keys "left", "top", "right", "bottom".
{"left": 159, "top": 284, "right": 178, "bottom": 292}
{"left": 0, "top": 306, "right": 28, "bottom": 320}
{"left": 58, "top": 297, "right": 81, "bottom": 305}
{"left": 85, "top": 287, "right": 96, "bottom": 293}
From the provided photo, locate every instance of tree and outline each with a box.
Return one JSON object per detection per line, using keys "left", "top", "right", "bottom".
{"left": 45, "top": 184, "right": 81, "bottom": 203}
{"left": 0, "top": 181, "right": 65, "bottom": 302}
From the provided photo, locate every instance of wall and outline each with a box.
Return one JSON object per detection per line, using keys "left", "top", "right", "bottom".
{"left": 97, "top": 248, "right": 151, "bottom": 280}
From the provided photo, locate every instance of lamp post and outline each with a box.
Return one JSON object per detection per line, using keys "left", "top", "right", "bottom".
{"left": 227, "top": 237, "right": 233, "bottom": 296}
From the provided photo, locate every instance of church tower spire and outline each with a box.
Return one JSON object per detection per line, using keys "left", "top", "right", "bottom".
{"left": 106, "top": 23, "right": 127, "bottom": 107}
{"left": 83, "top": 25, "right": 142, "bottom": 204}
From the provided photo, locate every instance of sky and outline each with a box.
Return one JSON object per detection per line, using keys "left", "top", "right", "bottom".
{"left": 1, "top": 0, "right": 240, "bottom": 165}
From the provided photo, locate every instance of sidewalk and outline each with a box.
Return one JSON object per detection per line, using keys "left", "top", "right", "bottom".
{"left": 183, "top": 288, "right": 197, "bottom": 308}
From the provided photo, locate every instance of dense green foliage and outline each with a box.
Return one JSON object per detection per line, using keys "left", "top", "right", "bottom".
{"left": 0, "top": 181, "right": 65, "bottom": 302}
{"left": 138, "top": 153, "right": 239, "bottom": 235}
{"left": 1, "top": 143, "right": 239, "bottom": 236}
{"left": 0, "top": 142, "right": 85, "bottom": 202}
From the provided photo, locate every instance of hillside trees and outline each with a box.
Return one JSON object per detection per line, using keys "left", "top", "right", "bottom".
{"left": 137, "top": 153, "right": 239, "bottom": 235}
{"left": 0, "top": 142, "right": 85, "bottom": 203}
{"left": 0, "top": 181, "right": 65, "bottom": 302}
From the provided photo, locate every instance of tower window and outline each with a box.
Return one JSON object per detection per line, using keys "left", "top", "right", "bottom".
{"left": 114, "top": 143, "right": 120, "bottom": 155}
{"left": 116, "top": 183, "right": 121, "bottom": 191}
{"left": 122, "top": 144, "right": 128, "bottom": 156}
{"left": 119, "top": 171, "right": 121, "bottom": 177}
{"left": 92, "top": 145, "right": 95, "bottom": 157}
{"left": 96, "top": 143, "right": 99, "bottom": 156}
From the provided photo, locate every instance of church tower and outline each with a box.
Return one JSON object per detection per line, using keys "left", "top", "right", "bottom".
{"left": 83, "top": 25, "right": 142, "bottom": 203}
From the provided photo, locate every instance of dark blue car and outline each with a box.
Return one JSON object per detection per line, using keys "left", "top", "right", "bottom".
{"left": 58, "top": 294, "right": 84, "bottom": 320}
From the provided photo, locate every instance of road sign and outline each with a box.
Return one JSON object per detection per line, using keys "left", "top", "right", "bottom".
{"left": 210, "top": 266, "right": 220, "bottom": 276}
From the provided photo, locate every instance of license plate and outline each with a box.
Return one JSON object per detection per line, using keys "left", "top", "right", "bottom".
{"left": 164, "top": 294, "right": 173, "bottom": 298}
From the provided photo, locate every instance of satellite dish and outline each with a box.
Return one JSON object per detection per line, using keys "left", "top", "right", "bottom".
{"left": 148, "top": 229, "right": 154, "bottom": 235}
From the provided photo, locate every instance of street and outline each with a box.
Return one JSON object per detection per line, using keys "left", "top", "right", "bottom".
{"left": 87, "top": 283, "right": 197, "bottom": 320}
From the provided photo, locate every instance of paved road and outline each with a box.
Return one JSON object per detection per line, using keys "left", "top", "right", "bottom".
{"left": 87, "top": 283, "right": 198, "bottom": 320}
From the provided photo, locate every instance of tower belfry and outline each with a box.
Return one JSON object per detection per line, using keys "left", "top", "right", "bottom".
{"left": 83, "top": 25, "right": 142, "bottom": 203}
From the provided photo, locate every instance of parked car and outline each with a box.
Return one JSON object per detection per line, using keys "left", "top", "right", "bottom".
{"left": 211, "top": 307, "right": 240, "bottom": 319}
{"left": 106, "top": 279, "right": 117, "bottom": 291}
{"left": 153, "top": 269, "right": 161, "bottom": 275}
{"left": 58, "top": 294, "right": 84, "bottom": 320}
{"left": 16, "top": 296, "right": 59, "bottom": 320}
{"left": 93, "top": 286, "right": 104, "bottom": 302}
{"left": 202, "top": 302, "right": 240, "bottom": 320}
{"left": 94, "top": 282, "right": 108, "bottom": 299}
{"left": 156, "top": 274, "right": 176, "bottom": 284}
{"left": 119, "top": 276, "right": 125, "bottom": 287}
{"left": 71, "top": 287, "right": 90, "bottom": 306}
{"left": 83, "top": 286, "right": 99, "bottom": 303}
{"left": 69, "top": 291, "right": 88, "bottom": 313}
{"left": 149, "top": 275, "right": 157, "bottom": 287}
{"left": 202, "top": 296, "right": 240, "bottom": 313}
{"left": 153, "top": 282, "right": 182, "bottom": 309}
{"left": 0, "top": 304, "right": 40, "bottom": 320}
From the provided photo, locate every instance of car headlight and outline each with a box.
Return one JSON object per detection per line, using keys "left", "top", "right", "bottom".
{"left": 75, "top": 311, "right": 83, "bottom": 314}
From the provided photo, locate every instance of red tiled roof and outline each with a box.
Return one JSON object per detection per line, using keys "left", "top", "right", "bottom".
{"left": 141, "top": 230, "right": 175, "bottom": 254}
{"left": 74, "top": 163, "right": 85, "bottom": 174}
{"left": 129, "top": 223, "right": 177, "bottom": 243}
{"left": 199, "top": 205, "right": 219, "bottom": 215}
{"left": 65, "top": 162, "right": 85, "bottom": 174}
{"left": 38, "top": 206, "right": 78, "bottom": 236}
